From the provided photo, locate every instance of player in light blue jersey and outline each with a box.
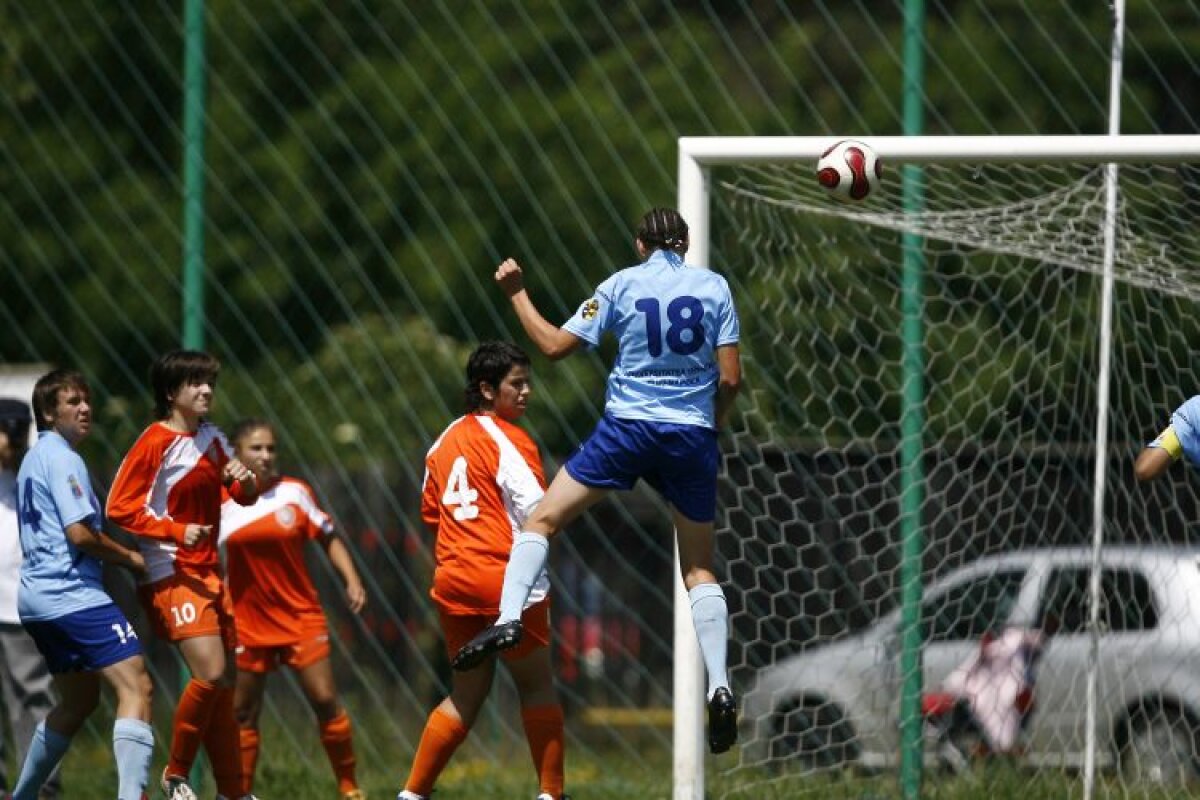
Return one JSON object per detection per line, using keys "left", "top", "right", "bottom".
{"left": 1134, "top": 395, "right": 1200, "bottom": 481}
{"left": 453, "top": 208, "right": 742, "bottom": 755}
{"left": 11, "top": 370, "right": 154, "bottom": 800}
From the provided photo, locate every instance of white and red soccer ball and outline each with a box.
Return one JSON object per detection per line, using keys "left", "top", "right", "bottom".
{"left": 816, "top": 139, "right": 882, "bottom": 202}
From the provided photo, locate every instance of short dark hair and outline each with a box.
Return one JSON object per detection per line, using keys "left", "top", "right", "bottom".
{"left": 150, "top": 350, "right": 220, "bottom": 420}
{"left": 31, "top": 370, "right": 89, "bottom": 432}
{"left": 0, "top": 396, "right": 33, "bottom": 444}
{"left": 464, "top": 341, "right": 530, "bottom": 413}
{"left": 230, "top": 417, "right": 274, "bottom": 448}
{"left": 636, "top": 207, "right": 689, "bottom": 254}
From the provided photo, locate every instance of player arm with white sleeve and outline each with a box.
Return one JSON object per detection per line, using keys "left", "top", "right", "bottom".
{"left": 1134, "top": 395, "right": 1200, "bottom": 481}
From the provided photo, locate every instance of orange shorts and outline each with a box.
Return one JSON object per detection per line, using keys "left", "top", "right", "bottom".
{"left": 439, "top": 599, "right": 551, "bottom": 663}
{"left": 236, "top": 628, "right": 331, "bottom": 673}
{"left": 139, "top": 569, "right": 236, "bottom": 650}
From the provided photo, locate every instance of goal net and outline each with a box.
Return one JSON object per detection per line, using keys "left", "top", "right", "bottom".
{"left": 676, "top": 136, "right": 1200, "bottom": 799}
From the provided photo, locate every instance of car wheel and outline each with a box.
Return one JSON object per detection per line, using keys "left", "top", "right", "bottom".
{"left": 771, "top": 699, "right": 859, "bottom": 770}
{"left": 1121, "top": 706, "right": 1199, "bottom": 786}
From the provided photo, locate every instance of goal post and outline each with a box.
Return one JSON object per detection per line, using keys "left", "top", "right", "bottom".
{"left": 675, "top": 134, "right": 1200, "bottom": 800}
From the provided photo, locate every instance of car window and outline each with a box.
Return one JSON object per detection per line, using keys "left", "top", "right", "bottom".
{"left": 1036, "top": 567, "right": 1158, "bottom": 633}
{"left": 921, "top": 570, "right": 1026, "bottom": 642}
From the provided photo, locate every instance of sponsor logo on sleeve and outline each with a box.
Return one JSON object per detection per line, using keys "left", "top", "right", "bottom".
{"left": 581, "top": 298, "right": 600, "bottom": 321}
{"left": 68, "top": 474, "right": 84, "bottom": 498}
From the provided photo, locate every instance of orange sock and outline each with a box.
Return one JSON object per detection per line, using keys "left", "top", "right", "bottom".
{"left": 201, "top": 686, "right": 244, "bottom": 798}
{"left": 167, "top": 678, "right": 219, "bottom": 778}
{"left": 239, "top": 727, "right": 260, "bottom": 795}
{"left": 319, "top": 711, "right": 358, "bottom": 794}
{"left": 522, "top": 704, "right": 565, "bottom": 798}
{"left": 403, "top": 706, "right": 469, "bottom": 797}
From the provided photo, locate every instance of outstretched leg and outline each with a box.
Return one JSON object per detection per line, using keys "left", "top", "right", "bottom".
{"left": 452, "top": 471, "right": 607, "bottom": 672}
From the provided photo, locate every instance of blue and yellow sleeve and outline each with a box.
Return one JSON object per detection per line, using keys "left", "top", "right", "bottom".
{"left": 1149, "top": 426, "right": 1184, "bottom": 461}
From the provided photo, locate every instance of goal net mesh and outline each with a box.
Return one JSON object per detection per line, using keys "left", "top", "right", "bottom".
{"left": 711, "top": 160, "right": 1200, "bottom": 796}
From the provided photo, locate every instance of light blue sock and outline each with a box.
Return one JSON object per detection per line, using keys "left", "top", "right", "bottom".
{"left": 12, "top": 721, "right": 71, "bottom": 800}
{"left": 497, "top": 532, "right": 550, "bottom": 623}
{"left": 688, "top": 583, "right": 731, "bottom": 699}
{"left": 113, "top": 718, "right": 155, "bottom": 800}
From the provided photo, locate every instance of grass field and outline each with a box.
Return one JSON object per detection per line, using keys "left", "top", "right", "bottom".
{"left": 24, "top": 706, "right": 1200, "bottom": 799}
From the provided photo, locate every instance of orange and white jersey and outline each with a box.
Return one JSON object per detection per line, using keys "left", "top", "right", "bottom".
{"left": 219, "top": 476, "right": 332, "bottom": 647}
{"left": 107, "top": 421, "right": 252, "bottom": 583}
{"left": 422, "top": 413, "right": 547, "bottom": 615}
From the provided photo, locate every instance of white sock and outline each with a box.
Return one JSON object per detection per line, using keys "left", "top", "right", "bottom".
{"left": 496, "top": 531, "right": 549, "bottom": 623}
{"left": 688, "top": 583, "right": 730, "bottom": 699}
{"left": 398, "top": 791, "right": 427, "bottom": 800}
{"left": 113, "top": 718, "right": 154, "bottom": 800}
{"left": 12, "top": 721, "right": 71, "bottom": 800}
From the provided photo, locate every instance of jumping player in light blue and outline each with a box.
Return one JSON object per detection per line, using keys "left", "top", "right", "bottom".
{"left": 12, "top": 369, "right": 154, "bottom": 800}
{"left": 1135, "top": 395, "right": 1200, "bottom": 481}
{"left": 452, "top": 207, "right": 742, "bottom": 755}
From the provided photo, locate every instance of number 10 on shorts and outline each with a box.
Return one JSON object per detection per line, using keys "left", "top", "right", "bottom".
{"left": 170, "top": 602, "right": 198, "bottom": 628}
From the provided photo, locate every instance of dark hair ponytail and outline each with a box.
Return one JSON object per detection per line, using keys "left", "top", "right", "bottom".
{"left": 636, "top": 207, "right": 689, "bottom": 254}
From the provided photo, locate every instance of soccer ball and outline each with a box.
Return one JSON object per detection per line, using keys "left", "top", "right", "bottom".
{"left": 816, "top": 139, "right": 882, "bottom": 202}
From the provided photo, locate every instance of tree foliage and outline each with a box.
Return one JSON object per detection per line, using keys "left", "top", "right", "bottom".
{"left": 1, "top": 0, "right": 1196, "bottom": 469}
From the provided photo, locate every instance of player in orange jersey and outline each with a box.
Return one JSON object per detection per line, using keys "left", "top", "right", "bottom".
{"left": 219, "top": 418, "right": 367, "bottom": 800}
{"left": 396, "top": 342, "right": 566, "bottom": 800}
{"left": 106, "top": 350, "right": 259, "bottom": 800}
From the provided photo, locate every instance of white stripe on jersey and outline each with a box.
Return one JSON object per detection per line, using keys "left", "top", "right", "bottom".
{"left": 140, "top": 423, "right": 234, "bottom": 583}
{"left": 475, "top": 415, "right": 545, "bottom": 532}
{"left": 144, "top": 424, "right": 233, "bottom": 521}
{"left": 219, "top": 479, "right": 333, "bottom": 544}
{"left": 474, "top": 415, "right": 549, "bottom": 608}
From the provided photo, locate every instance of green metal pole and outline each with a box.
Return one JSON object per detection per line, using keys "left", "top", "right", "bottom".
{"left": 181, "top": 0, "right": 206, "bottom": 350}
{"left": 898, "top": 1, "right": 927, "bottom": 798}
{"left": 180, "top": 0, "right": 207, "bottom": 790}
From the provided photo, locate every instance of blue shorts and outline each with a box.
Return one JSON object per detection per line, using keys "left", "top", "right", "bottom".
{"left": 24, "top": 603, "right": 142, "bottom": 674}
{"left": 565, "top": 414, "right": 719, "bottom": 523}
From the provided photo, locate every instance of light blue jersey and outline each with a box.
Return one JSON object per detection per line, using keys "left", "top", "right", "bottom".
{"left": 562, "top": 250, "right": 739, "bottom": 430}
{"left": 15, "top": 431, "right": 109, "bottom": 622}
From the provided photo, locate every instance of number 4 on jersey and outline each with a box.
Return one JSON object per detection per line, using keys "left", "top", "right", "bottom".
{"left": 442, "top": 456, "right": 480, "bottom": 521}
{"left": 18, "top": 478, "right": 42, "bottom": 532}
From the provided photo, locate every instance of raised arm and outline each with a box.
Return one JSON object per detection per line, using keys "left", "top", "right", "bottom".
{"left": 495, "top": 257, "right": 582, "bottom": 361}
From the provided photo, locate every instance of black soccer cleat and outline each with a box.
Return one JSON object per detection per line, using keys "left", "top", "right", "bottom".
{"left": 451, "top": 620, "right": 524, "bottom": 671}
{"left": 707, "top": 686, "right": 738, "bottom": 754}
